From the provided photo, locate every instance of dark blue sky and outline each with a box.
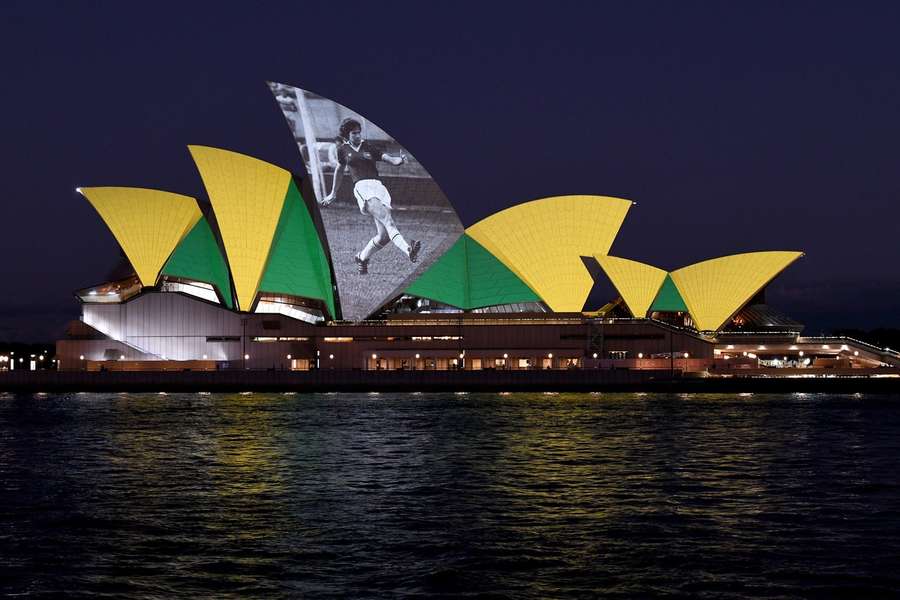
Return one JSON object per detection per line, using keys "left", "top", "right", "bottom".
{"left": 1, "top": 1, "right": 899, "bottom": 341}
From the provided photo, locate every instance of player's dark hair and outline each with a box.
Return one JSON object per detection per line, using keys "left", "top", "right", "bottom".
{"left": 338, "top": 118, "right": 362, "bottom": 141}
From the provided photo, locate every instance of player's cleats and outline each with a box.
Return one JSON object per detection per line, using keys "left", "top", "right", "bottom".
{"left": 355, "top": 255, "right": 369, "bottom": 275}
{"left": 408, "top": 240, "right": 421, "bottom": 263}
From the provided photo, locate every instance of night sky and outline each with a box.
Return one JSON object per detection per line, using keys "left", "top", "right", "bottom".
{"left": 2, "top": 1, "right": 899, "bottom": 342}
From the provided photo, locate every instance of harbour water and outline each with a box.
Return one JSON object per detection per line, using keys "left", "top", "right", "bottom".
{"left": 2, "top": 392, "right": 899, "bottom": 598}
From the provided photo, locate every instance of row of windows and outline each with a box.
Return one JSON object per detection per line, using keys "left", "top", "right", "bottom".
{"left": 560, "top": 333, "right": 666, "bottom": 340}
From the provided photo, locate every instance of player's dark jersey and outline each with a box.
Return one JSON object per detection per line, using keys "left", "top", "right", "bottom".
{"left": 337, "top": 141, "right": 382, "bottom": 183}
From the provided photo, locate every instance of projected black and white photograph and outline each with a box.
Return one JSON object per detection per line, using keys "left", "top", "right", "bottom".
{"left": 269, "top": 82, "right": 464, "bottom": 321}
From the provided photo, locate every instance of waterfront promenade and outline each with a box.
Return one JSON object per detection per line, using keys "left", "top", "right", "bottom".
{"left": 2, "top": 369, "right": 899, "bottom": 393}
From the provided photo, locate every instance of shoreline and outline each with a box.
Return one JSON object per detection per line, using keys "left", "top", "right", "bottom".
{"left": 2, "top": 370, "right": 899, "bottom": 394}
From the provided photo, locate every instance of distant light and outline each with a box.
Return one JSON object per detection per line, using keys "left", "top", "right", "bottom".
{"left": 202, "top": 354, "right": 208, "bottom": 359}
{"left": 414, "top": 353, "right": 419, "bottom": 359}
{"left": 783, "top": 356, "right": 788, "bottom": 361}
{"left": 758, "top": 345, "right": 766, "bottom": 351}
{"left": 88, "top": 290, "right": 97, "bottom": 296}
{"left": 39, "top": 355, "right": 44, "bottom": 361}
{"left": 503, "top": 353, "right": 508, "bottom": 359}
{"left": 75, "top": 187, "right": 82, "bottom": 194}
{"left": 726, "top": 345, "right": 734, "bottom": 350}
{"left": 840, "top": 345, "right": 849, "bottom": 351}
{"left": 244, "top": 354, "right": 250, "bottom": 360}
{"left": 747, "top": 353, "right": 757, "bottom": 359}
{"left": 799, "top": 351, "right": 804, "bottom": 357}
{"left": 459, "top": 353, "right": 465, "bottom": 359}
{"left": 286, "top": 354, "right": 292, "bottom": 360}
{"left": 853, "top": 351, "right": 859, "bottom": 356}
{"left": 548, "top": 353, "right": 553, "bottom": 359}
{"left": 329, "top": 354, "right": 334, "bottom": 359}
{"left": 742, "top": 351, "right": 747, "bottom": 356}
{"left": 372, "top": 354, "right": 377, "bottom": 359}
{"left": 79, "top": 355, "right": 84, "bottom": 360}
{"left": 683, "top": 353, "right": 689, "bottom": 358}
{"left": 822, "top": 345, "right": 830, "bottom": 350}
{"left": 119, "top": 355, "right": 125, "bottom": 360}
{"left": 592, "top": 353, "right": 598, "bottom": 359}
{"left": 638, "top": 353, "right": 643, "bottom": 359}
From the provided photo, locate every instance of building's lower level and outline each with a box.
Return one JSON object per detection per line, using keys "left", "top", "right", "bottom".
{"left": 53, "top": 291, "right": 900, "bottom": 376}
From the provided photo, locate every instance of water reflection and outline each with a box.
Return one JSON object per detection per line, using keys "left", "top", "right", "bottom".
{"left": 0, "top": 392, "right": 898, "bottom": 597}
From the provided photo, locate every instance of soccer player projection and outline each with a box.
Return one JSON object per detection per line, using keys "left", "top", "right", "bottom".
{"left": 269, "top": 82, "right": 464, "bottom": 321}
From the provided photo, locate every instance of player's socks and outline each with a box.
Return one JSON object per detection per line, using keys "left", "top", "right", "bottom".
{"left": 359, "top": 238, "right": 382, "bottom": 261}
{"left": 390, "top": 233, "right": 411, "bottom": 256}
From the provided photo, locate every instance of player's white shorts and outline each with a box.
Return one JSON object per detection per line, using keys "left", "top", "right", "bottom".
{"left": 353, "top": 179, "right": 392, "bottom": 214}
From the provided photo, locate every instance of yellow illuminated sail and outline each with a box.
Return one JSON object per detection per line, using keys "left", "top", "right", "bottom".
{"left": 670, "top": 251, "right": 803, "bottom": 331}
{"left": 188, "top": 145, "right": 292, "bottom": 311}
{"left": 593, "top": 255, "right": 667, "bottom": 318}
{"left": 467, "top": 195, "right": 633, "bottom": 312}
{"left": 79, "top": 187, "right": 201, "bottom": 287}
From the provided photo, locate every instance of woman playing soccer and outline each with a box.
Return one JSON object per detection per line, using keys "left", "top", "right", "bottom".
{"left": 323, "top": 117, "right": 421, "bottom": 274}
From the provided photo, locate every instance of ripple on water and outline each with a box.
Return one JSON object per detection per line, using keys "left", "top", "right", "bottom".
{"left": 1, "top": 392, "right": 899, "bottom": 598}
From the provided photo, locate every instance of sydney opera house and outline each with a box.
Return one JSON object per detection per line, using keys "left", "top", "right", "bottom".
{"left": 55, "top": 83, "right": 899, "bottom": 375}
